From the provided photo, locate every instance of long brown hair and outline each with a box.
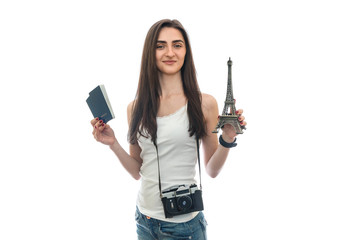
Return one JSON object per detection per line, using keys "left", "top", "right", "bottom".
{"left": 128, "top": 19, "right": 206, "bottom": 144}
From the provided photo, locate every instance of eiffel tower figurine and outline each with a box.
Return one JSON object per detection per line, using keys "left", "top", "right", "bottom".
{"left": 212, "top": 58, "right": 246, "bottom": 134}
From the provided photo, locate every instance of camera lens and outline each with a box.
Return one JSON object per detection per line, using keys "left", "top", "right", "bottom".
{"left": 177, "top": 196, "right": 192, "bottom": 211}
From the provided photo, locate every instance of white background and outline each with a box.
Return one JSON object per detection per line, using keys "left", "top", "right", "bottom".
{"left": 1, "top": 0, "right": 359, "bottom": 239}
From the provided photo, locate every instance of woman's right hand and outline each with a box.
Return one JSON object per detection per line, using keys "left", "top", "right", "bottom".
{"left": 91, "top": 118, "right": 116, "bottom": 146}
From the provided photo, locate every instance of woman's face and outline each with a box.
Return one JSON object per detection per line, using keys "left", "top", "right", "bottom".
{"left": 155, "top": 27, "right": 186, "bottom": 76}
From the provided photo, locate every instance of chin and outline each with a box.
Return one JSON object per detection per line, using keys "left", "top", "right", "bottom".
{"left": 159, "top": 68, "right": 181, "bottom": 76}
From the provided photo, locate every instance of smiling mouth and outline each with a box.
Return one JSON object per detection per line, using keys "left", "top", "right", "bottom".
{"left": 163, "top": 60, "right": 176, "bottom": 65}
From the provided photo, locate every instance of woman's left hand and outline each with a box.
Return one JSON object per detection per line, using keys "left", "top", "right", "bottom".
{"left": 221, "top": 109, "right": 247, "bottom": 143}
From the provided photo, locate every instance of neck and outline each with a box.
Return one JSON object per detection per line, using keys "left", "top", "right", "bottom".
{"left": 158, "top": 71, "right": 184, "bottom": 97}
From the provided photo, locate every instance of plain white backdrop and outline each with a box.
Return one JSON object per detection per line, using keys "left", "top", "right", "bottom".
{"left": 1, "top": 0, "right": 359, "bottom": 239}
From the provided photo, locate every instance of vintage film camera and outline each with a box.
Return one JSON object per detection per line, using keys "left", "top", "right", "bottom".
{"left": 161, "top": 184, "right": 204, "bottom": 218}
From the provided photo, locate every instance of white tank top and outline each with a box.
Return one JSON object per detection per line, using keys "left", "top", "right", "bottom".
{"left": 136, "top": 104, "right": 199, "bottom": 223}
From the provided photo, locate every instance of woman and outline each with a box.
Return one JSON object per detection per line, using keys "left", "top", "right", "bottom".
{"left": 91, "top": 19, "right": 246, "bottom": 239}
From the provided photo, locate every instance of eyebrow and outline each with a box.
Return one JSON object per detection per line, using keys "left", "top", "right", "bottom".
{"left": 157, "top": 40, "right": 185, "bottom": 44}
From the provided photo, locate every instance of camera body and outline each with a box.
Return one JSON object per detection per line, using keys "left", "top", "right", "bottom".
{"left": 161, "top": 184, "right": 204, "bottom": 218}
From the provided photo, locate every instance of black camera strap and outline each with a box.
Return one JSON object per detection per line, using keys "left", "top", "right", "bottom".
{"left": 154, "top": 135, "right": 202, "bottom": 198}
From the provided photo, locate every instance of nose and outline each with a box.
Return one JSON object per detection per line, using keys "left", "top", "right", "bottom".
{"left": 165, "top": 47, "right": 175, "bottom": 57}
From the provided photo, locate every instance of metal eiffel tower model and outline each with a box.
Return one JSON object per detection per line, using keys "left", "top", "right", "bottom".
{"left": 212, "top": 58, "right": 245, "bottom": 134}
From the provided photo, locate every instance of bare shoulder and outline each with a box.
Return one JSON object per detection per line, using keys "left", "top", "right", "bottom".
{"left": 201, "top": 93, "right": 218, "bottom": 112}
{"left": 127, "top": 100, "right": 136, "bottom": 125}
{"left": 201, "top": 93, "right": 219, "bottom": 164}
{"left": 127, "top": 100, "right": 135, "bottom": 112}
{"left": 201, "top": 93, "right": 219, "bottom": 123}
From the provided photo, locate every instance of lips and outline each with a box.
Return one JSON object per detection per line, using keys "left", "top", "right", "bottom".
{"left": 163, "top": 60, "right": 176, "bottom": 65}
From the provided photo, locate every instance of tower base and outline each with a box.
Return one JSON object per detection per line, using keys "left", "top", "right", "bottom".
{"left": 212, "top": 115, "right": 244, "bottom": 134}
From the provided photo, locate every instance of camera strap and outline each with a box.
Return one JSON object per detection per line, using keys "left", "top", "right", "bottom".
{"left": 153, "top": 135, "right": 202, "bottom": 198}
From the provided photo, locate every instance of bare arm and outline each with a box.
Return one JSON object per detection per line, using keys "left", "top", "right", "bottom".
{"left": 91, "top": 101, "right": 142, "bottom": 180}
{"left": 201, "top": 94, "right": 246, "bottom": 178}
{"left": 108, "top": 140, "right": 142, "bottom": 180}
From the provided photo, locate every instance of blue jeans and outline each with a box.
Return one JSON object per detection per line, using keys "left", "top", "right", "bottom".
{"left": 135, "top": 207, "right": 208, "bottom": 240}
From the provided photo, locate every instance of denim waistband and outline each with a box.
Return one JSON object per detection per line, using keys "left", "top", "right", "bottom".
{"left": 136, "top": 206, "right": 202, "bottom": 224}
{"left": 135, "top": 206, "right": 207, "bottom": 239}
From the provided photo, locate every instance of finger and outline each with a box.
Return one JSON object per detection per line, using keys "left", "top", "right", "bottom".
{"left": 94, "top": 119, "right": 104, "bottom": 129}
{"left": 238, "top": 115, "right": 245, "bottom": 122}
{"left": 240, "top": 120, "right": 247, "bottom": 126}
{"left": 92, "top": 120, "right": 104, "bottom": 140}
{"left": 92, "top": 125, "right": 96, "bottom": 135}
{"left": 90, "top": 117, "right": 100, "bottom": 126}
{"left": 93, "top": 126, "right": 100, "bottom": 141}
{"left": 97, "top": 122, "right": 106, "bottom": 131}
{"left": 235, "top": 109, "right": 243, "bottom": 115}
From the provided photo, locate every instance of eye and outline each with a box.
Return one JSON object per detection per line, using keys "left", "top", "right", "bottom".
{"left": 156, "top": 44, "right": 165, "bottom": 49}
{"left": 173, "top": 44, "right": 183, "bottom": 48}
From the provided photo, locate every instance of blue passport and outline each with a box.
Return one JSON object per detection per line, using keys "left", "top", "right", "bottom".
{"left": 86, "top": 85, "right": 115, "bottom": 123}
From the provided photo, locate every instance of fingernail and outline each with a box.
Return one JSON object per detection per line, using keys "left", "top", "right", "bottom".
{"left": 99, "top": 120, "right": 103, "bottom": 124}
{"left": 95, "top": 126, "right": 97, "bottom": 129}
{"left": 101, "top": 123, "right": 104, "bottom": 127}
{"left": 96, "top": 117, "right": 99, "bottom": 120}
